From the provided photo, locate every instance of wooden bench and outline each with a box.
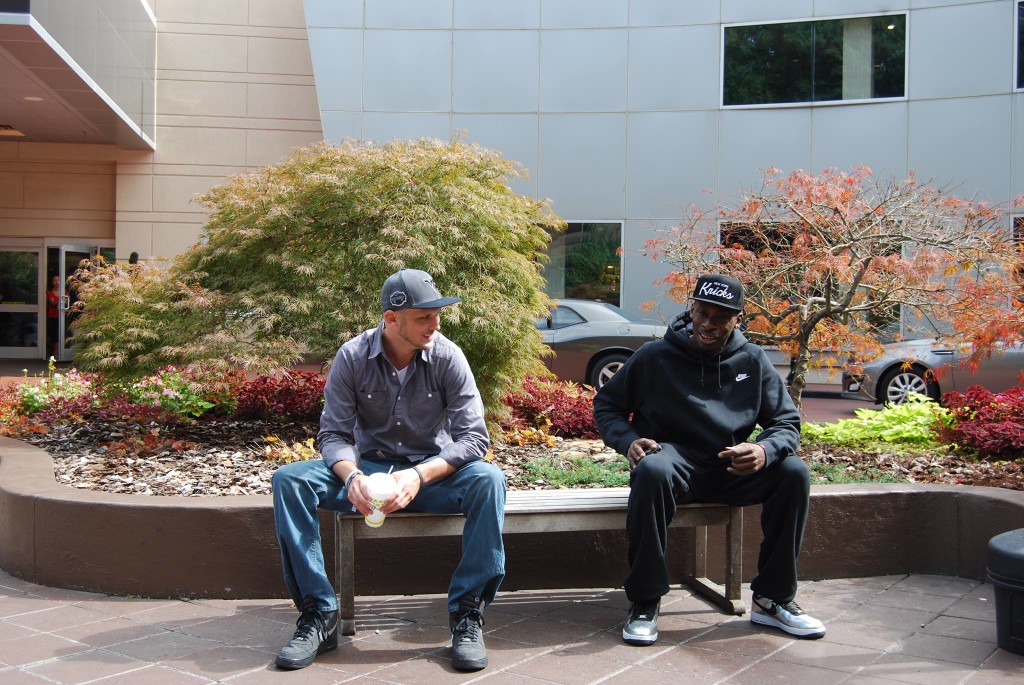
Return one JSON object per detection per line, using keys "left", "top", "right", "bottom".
{"left": 334, "top": 487, "right": 744, "bottom": 635}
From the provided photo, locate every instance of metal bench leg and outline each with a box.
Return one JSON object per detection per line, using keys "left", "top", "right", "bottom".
{"left": 334, "top": 514, "right": 356, "bottom": 635}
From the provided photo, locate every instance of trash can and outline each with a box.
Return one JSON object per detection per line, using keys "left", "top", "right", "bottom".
{"left": 988, "top": 528, "right": 1024, "bottom": 656}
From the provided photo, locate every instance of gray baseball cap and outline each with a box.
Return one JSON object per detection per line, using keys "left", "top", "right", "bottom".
{"left": 381, "top": 269, "right": 461, "bottom": 312}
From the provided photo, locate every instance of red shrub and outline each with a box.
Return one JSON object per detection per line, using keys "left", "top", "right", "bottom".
{"left": 235, "top": 372, "right": 326, "bottom": 422}
{"left": 0, "top": 381, "right": 17, "bottom": 415}
{"left": 503, "top": 377, "right": 599, "bottom": 439}
{"left": 179, "top": 366, "right": 246, "bottom": 418}
{"left": 937, "top": 385, "right": 1024, "bottom": 459}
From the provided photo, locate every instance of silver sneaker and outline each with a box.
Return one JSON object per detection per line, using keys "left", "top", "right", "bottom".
{"left": 750, "top": 594, "right": 826, "bottom": 639}
{"left": 622, "top": 600, "right": 660, "bottom": 645}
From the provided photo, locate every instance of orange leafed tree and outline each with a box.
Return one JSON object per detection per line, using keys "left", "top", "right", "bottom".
{"left": 646, "top": 167, "right": 1024, "bottom": 407}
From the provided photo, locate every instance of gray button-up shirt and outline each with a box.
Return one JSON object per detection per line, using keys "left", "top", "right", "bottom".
{"left": 318, "top": 323, "right": 489, "bottom": 470}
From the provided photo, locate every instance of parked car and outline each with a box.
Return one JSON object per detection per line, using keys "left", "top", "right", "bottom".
{"left": 843, "top": 338, "right": 1024, "bottom": 404}
{"left": 536, "top": 299, "right": 666, "bottom": 388}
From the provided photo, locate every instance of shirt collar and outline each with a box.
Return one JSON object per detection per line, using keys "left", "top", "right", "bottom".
{"left": 368, "top": 322, "right": 386, "bottom": 359}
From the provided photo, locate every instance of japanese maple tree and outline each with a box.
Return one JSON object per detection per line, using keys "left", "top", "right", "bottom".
{"left": 646, "top": 166, "right": 1024, "bottom": 407}
{"left": 68, "top": 138, "right": 563, "bottom": 425}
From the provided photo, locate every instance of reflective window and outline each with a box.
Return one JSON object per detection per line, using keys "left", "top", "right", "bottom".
{"left": 724, "top": 14, "right": 906, "bottom": 106}
{"left": 1019, "top": 3, "right": 1024, "bottom": 89}
{"left": 0, "top": 251, "right": 39, "bottom": 304}
{"left": 0, "top": 312, "right": 38, "bottom": 348}
{"left": 543, "top": 222, "right": 622, "bottom": 306}
{"left": 550, "top": 306, "right": 586, "bottom": 330}
{"left": 0, "top": 250, "right": 40, "bottom": 351}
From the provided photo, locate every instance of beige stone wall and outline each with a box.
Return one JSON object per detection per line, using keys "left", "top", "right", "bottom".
{"left": 116, "top": 0, "right": 323, "bottom": 261}
{"left": 0, "top": 142, "right": 118, "bottom": 242}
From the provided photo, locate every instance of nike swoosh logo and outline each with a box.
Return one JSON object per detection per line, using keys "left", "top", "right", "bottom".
{"left": 735, "top": 374, "right": 749, "bottom": 382}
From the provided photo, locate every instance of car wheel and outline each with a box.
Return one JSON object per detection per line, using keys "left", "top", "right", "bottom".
{"left": 589, "top": 353, "right": 630, "bottom": 389}
{"left": 879, "top": 366, "right": 940, "bottom": 404}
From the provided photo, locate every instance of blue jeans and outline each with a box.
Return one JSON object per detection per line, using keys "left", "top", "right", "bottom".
{"left": 272, "top": 457, "right": 506, "bottom": 613}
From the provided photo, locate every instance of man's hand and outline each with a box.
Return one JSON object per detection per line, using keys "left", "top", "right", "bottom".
{"left": 381, "top": 469, "right": 421, "bottom": 514}
{"left": 345, "top": 473, "right": 372, "bottom": 516}
{"left": 718, "top": 443, "right": 766, "bottom": 476}
{"left": 627, "top": 438, "right": 661, "bottom": 468}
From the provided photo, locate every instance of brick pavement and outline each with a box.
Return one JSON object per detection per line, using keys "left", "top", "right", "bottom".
{"left": 0, "top": 569, "right": 1020, "bottom": 684}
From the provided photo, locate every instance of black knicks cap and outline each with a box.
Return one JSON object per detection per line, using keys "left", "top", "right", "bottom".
{"left": 690, "top": 274, "right": 744, "bottom": 312}
{"left": 381, "top": 269, "right": 461, "bottom": 312}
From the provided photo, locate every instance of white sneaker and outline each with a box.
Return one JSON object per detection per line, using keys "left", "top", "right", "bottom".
{"left": 622, "top": 600, "right": 660, "bottom": 645}
{"left": 750, "top": 594, "right": 826, "bottom": 639}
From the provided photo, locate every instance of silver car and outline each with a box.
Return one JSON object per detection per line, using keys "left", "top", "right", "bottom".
{"left": 536, "top": 299, "right": 666, "bottom": 388}
{"left": 843, "top": 338, "right": 1024, "bottom": 404}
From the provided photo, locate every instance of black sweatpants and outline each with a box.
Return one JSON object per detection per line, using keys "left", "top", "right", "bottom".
{"left": 624, "top": 443, "right": 810, "bottom": 604}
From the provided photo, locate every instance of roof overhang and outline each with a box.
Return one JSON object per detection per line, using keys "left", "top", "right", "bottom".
{"left": 0, "top": 12, "right": 154, "bottom": 150}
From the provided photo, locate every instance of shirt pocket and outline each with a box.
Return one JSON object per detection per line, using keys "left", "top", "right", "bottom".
{"left": 415, "top": 389, "right": 446, "bottom": 433}
{"left": 357, "top": 388, "right": 390, "bottom": 428}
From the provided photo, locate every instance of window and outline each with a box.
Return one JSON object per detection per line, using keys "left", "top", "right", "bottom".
{"left": 543, "top": 222, "right": 622, "bottom": 306}
{"left": 1018, "top": 3, "right": 1024, "bottom": 89}
{"left": 723, "top": 14, "right": 906, "bottom": 106}
{"left": 535, "top": 305, "right": 585, "bottom": 330}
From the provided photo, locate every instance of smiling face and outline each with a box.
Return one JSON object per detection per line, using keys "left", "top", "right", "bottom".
{"left": 689, "top": 300, "right": 742, "bottom": 354}
{"left": 384, "top": 306, "right": 442, "bottom": 357}
{"left": 395, "top": 307, "right": 441, "bottom": 350}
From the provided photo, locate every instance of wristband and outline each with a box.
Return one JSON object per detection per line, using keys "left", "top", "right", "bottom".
{"left": 344, "top": 470, "right": 364, "bottom": 490}
{"left": 412, "top": 465, "right": 425, "bottom": 485}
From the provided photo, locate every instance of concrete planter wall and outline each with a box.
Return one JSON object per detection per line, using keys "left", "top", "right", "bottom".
{"left": 2, "top": 436, "right": 1023, "bottom": 599}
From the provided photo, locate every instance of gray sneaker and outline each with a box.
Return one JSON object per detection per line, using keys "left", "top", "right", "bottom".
{"left": 275, "top": 597, "right": 338, "bottom": 670}
{"left": 449, "top": 596, "right": 487, "bottom": 671}
{"left": 750, "top": 594, "right": 826, "bottom": 639}
{"left": 622, "top": 600, "right": 660, "bottom": 645}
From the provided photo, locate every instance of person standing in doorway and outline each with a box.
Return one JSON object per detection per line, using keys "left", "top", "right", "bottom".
{"left": 46, "top": 274, "right": 60, "bottom": 359}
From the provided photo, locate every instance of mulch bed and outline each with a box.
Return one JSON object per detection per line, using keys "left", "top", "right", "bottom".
{"left": 8, "top": 419, "right": 1023, "bottom": 496}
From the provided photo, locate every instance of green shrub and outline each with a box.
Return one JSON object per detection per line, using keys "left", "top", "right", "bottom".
{"left": 69, "top": 139, "right": 563, "bottom": 429}
{"left": 802, "top": 394, "right": 950, "bottom": 446}
{"left": 525, "top": 455, "right": 630, "bottom": 487}
{"left": 808, "top": 462, "right": 906, "bottom": 485}
{"left": 117, "top": 366, "right": 243, "bottom": 419}
{"left": 15, "top": 360, "right": 96, "bottom": 415}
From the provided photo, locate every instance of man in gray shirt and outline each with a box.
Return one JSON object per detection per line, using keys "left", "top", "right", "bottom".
{"left": 272, "top": 269, "right": 505, "bottom": 672}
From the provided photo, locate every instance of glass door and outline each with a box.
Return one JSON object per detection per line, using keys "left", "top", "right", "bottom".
{"left": 57, "top": 244, "right": 94, "bottom": 362}
{"left": 0, "top": 248, "right": 43, "bottom": 359}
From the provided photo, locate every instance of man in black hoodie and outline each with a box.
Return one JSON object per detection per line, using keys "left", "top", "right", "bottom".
{"left": 593, "top": 274, "right": 825, "bottom": 645}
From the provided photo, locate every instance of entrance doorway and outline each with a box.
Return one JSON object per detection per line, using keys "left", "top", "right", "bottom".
{"left": 0, "top": 242, "right": 114, "bottom": 360}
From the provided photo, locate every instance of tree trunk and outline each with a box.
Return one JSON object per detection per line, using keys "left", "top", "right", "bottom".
{"left": 787, "top": 346, "right": 812, "bottom": 409}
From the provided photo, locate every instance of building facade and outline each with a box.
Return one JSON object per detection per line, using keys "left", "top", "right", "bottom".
{"left": 1, "top": 0, "right": 1022, "bottom": 359}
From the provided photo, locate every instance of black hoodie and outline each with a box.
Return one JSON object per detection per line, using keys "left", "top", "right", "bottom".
{"left": 593, "top": 312, "right": 800, "bottom": 467}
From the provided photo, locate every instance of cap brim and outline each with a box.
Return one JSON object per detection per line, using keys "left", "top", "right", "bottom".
{"left": 690, "top": 295, "right": 743, "bottom": 311}
{"left": 409, "top": 296, "right": 461, "bottom": 309}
